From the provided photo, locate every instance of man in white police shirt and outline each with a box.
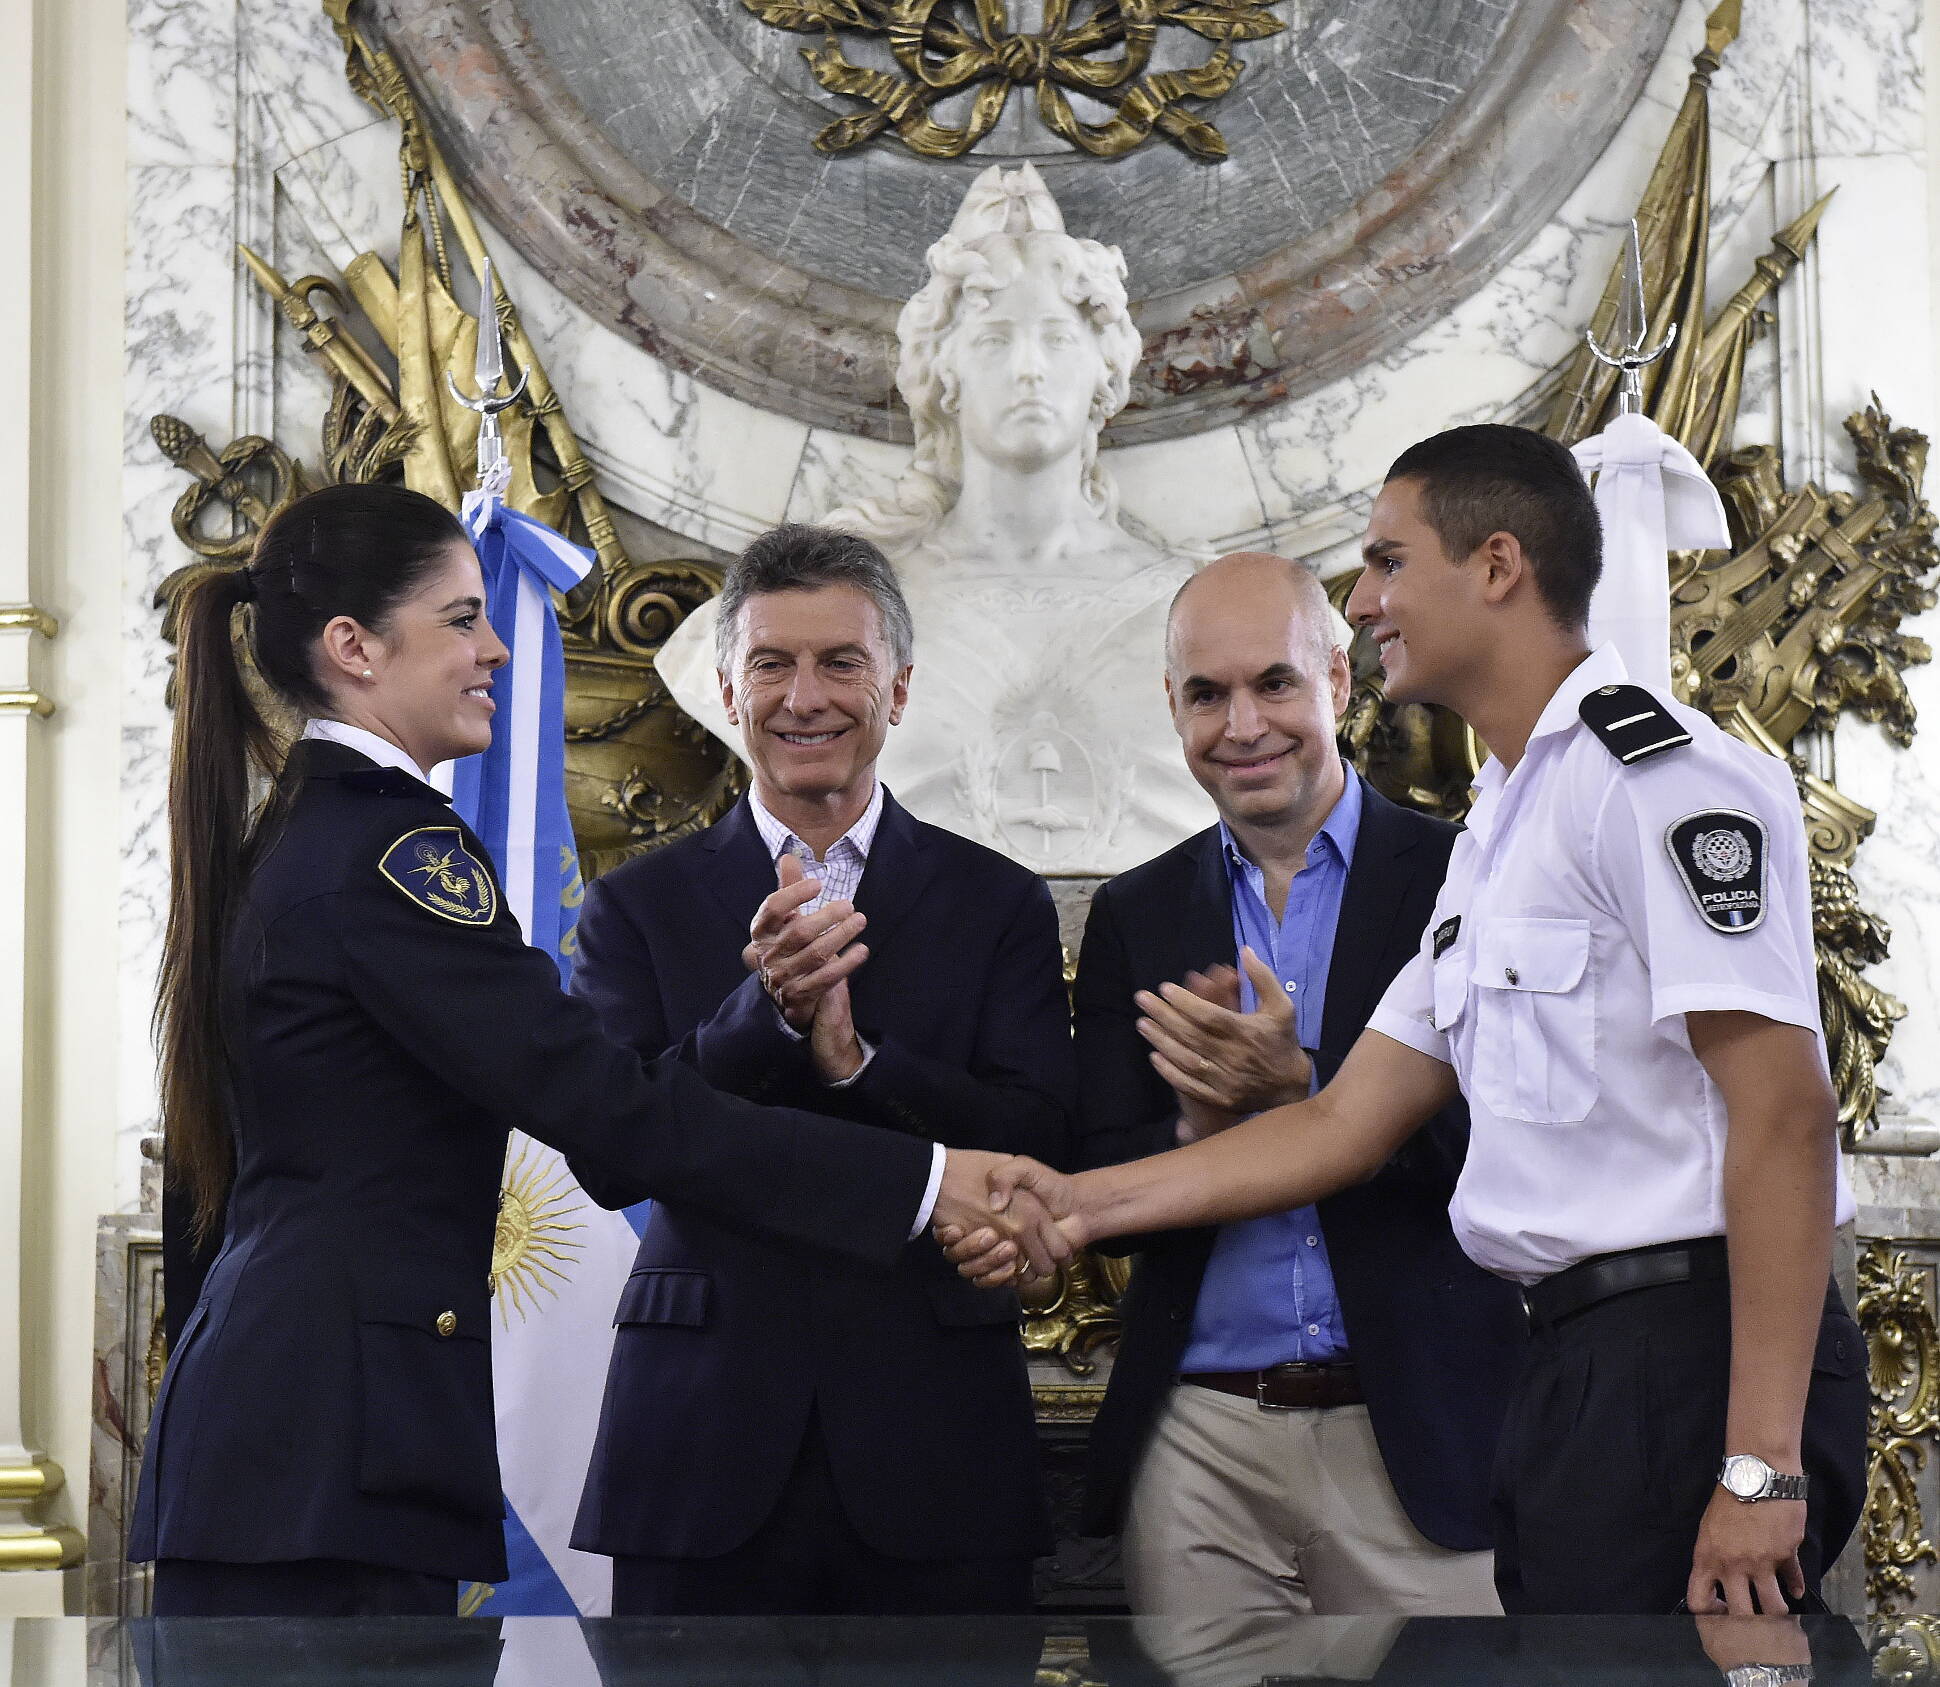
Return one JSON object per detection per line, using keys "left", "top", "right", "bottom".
{"left": 948, "top": 424, "right": 1869, "bottom": 1619}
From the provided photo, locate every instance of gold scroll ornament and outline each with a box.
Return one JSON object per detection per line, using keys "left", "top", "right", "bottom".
{"left": 1861, "top": 1244, "right": 1940, "bottom": 1614}
{"left": 740, "top": 0, "right": 1289, "bottom": 160}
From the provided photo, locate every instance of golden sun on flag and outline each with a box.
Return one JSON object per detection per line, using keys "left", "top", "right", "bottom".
{"left": 492, "top": 1140, "right": 589, "bottom": 1326}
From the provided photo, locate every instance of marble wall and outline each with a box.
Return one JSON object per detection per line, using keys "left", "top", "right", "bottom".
{"left": 118, "top": 0, "right": 1940, "bottom": 1208}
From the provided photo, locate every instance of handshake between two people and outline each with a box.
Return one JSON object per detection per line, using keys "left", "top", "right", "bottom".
{"left": 745, "top": 856, "right": 1312, "bottom": 1289}
{"left": 936, "top": 946, "right": 1312, "bottom": 1288}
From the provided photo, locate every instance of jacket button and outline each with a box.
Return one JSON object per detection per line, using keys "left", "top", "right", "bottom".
{"left": 1169, "top": 1309, "right": 1186, "bottom": 1323}
{"left": 436, "top": 1311, "right": 458, "bottom": 1338}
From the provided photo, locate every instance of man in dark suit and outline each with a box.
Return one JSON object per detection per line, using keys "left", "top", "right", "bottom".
{"left": 570, "top": 524, "right": 1074, "bottom": 1617}
{"left": 1074, "top": 552, "right": 1525, "bottom": 1617}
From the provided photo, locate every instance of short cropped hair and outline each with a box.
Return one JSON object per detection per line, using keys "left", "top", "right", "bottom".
{"left": 715, "top": 524, "right": 915, "bottom": 671}
{"left": 1384, "top": 425, "right": 1602, "bottom": 628}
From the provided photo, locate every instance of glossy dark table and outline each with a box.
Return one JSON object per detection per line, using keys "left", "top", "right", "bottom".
{"left": 18, "top": 1612, "right": 1925, "bottom": 1687}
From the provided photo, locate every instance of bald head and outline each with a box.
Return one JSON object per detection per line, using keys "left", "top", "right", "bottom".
{"left": 1166, "top": 552, "right": 1346, "bottom": 676}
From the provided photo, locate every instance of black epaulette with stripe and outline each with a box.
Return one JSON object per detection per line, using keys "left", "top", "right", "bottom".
{"left": 1577, "top": 683, "right": 1692, "bottom": 765}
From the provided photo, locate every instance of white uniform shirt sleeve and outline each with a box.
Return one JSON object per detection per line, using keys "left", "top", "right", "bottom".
{"left": 1367, "top": 944, "right": 1452, "bottom": 1064}
{"left": 1589, "top": 744, "right": 1821, "bottom": 1033}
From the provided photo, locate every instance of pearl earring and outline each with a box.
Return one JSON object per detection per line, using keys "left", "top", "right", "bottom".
{"left": 362, "top": 668, "right": 373, "bottom": 679}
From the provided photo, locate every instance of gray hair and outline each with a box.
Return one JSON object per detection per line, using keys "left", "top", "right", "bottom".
{"left": 714, "top": 524, "right": 915, "bottom": 672}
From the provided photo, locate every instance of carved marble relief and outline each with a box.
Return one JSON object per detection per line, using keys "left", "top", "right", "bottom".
{"left": 369, "top": 0, "right": 1677, "bottom": 441}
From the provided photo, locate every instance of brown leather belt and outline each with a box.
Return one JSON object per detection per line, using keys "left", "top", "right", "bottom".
{"left": 1180, "top": 1362, "right": 1363, "bottom": 1411}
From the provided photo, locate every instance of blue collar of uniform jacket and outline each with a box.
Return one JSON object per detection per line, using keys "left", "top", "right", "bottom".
{"left": 302, "top": 717, "right": 435, "bottom": 781}
{"left": 289, "top": 724, "right": 452, "bottom": 802}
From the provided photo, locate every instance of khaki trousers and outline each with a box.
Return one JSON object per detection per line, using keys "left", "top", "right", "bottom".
{"left": 1120, "top": 1382, "right": 1500, "bottom": 1619}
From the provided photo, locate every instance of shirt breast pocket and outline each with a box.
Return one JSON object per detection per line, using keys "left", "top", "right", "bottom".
{"left": 1470, "top": 917, "right": 1597, "bottom": 1124}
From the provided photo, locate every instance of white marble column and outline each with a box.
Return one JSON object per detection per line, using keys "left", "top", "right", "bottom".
{"left": 0, "top": 0, "right": 84, "bottom": 1589}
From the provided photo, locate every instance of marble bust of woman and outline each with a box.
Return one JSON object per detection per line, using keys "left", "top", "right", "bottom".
{"left": 657, "top": 164, "right": 1212, "bottom": 872}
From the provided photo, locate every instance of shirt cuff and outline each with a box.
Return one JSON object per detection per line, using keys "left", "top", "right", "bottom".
{"left": 909, "top": 1143, "right": 947, "bottom": 1240}
{"left": 825, "top": 1037, "right": 876, "bottom": 1088}
{"left": 774, "top": 1001, "right": 805, "bottom": 1042}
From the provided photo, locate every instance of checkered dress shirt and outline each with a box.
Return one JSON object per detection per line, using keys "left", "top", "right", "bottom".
{"left": 747, "top": 783, "right": 885, "bottom": 911}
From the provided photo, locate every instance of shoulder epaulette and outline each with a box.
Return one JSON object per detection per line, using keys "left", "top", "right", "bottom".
{"left": 1577, "top": 683, "right": 1692, "bottom": 765}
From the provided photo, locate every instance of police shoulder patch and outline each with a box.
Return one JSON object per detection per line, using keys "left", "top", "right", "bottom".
{"left": 1665, "top": 809, "right": 1767, "bottom": 934}
{"left": 378, "top": 827, "right": 498, "bottom": 927}
{"left": 1578, "top": 683, "right": 1693, "bottom": 765}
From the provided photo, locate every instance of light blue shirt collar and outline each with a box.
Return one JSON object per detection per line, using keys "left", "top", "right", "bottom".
{"left": 1217, "top": 762, "right": 1363, "bottom": 888}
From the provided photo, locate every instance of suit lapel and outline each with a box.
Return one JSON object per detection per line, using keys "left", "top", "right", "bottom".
{"left": 698, "top": 798, "right": 779, "bottom": 926}
{"left": 851, "top": 791, "right": 937, "bottom": 953}
{"left": 1320, "top": 777, "right": 1421, "bottom": 1054}
{"left": 1149, "top": 827, "right": 1237, "bottom": 985}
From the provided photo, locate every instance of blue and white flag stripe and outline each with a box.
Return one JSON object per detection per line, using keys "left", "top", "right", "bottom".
{"left": 448, "top": 493, "right": 649, "bottom": 1623}
{"left": 452, "top": 492, "right": 593, "bottom": 976}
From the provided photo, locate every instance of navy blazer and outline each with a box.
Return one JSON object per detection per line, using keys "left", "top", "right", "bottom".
{"left": 132, "top": 742, "right": 933, "bottom": 1584}
{"left": 570, "top": 791, "right": 1074, "bottom": 1563}
{"left": 1073, "top": 777, "right": 1527, "bottom": 1550}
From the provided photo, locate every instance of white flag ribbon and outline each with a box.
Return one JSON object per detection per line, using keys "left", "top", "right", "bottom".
{"left": 1571, "top": 411, "right": 1730, "bottom": 696}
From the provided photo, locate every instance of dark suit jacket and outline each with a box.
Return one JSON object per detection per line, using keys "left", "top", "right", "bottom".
{"left": 1074, "top": 777, "right": 1526, "bottom": 1551}
{"left": 132, "top": 742, "right": 933, "bottom": 1585}
{"left": 570, "top": 791, "right": 1074, "bottom": 1562}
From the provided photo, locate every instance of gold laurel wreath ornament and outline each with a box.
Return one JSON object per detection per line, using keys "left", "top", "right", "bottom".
{"left": 740, "top": 0, "right": 1288, "bottom": 160}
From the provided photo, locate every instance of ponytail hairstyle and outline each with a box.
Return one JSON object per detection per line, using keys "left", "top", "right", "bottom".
{"left": 156, "top": 482, "right": 470, "bottom": 1243}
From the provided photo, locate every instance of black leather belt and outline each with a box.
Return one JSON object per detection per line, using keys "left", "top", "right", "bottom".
{"left": 1522, "top": 1236, "right": 1728, "bottom": 1332}
{"left": 1180, "top": 1362, "right": 1363, "bottom": 1411}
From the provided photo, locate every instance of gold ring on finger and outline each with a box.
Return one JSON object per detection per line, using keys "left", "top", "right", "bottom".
{"left": 1199, "top": 1055, "right": 1213, "bottom": 1076}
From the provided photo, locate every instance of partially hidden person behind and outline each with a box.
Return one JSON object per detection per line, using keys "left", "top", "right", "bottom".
{"left": 569, "top": 525, "right": 1073, "bottom": 1616}
{"left": 1074, "top": 551, "right": 1524, "bottom": 1625}
{"left": 136, "top": 483, "right": 1067, "bottom": 1618}
{"left": 948, "top": 425, "right": 1869, "bottom": 1619}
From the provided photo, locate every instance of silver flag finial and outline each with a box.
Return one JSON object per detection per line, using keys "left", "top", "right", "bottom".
{"left": 446, "top": 253, "right": 528, "bottom": 499}
{"left": 1585, "top": 218, "right": 1678, "bottom": 416}
{"left": 473, "top": 256, "right": 505, "bottom": 394}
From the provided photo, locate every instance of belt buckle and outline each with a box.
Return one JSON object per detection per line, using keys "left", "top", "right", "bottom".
{"left": 1255, "top": 1366, "right": 1294, "bottom": 1413}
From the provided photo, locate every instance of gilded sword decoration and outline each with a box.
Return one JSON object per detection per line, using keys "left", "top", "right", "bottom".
{"left": 152, "top": 1, "right": 745, "bottom": 875}
{"left": 739, "top": 0, "right": 1290, "bottom": 161}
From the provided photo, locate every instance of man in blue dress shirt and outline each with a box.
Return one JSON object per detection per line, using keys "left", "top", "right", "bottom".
{"left": 1074, "top": 552, "right": 1524, "bottom": 1618}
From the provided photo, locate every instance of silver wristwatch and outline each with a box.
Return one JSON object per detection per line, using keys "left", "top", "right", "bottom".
{"left": 1723, "top": 1667, "right": 1811, "bottom": 1686}
{"left": 1719, "top": 1452, "right": 1809, "bottom": 1502}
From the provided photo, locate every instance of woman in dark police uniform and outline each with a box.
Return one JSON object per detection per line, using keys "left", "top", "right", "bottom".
{"left": 131, "top": 484, "right": 951, "bottom": 1617}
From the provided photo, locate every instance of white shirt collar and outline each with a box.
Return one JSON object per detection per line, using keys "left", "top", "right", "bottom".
{"left": 1472, "top": 643, "right": 1629, "bottom": 798}
{"left": 747, "top": 782, "right": 885, "bottom": 865}
{"left": 301, "top": 718, "right": 435, "bottom": 783}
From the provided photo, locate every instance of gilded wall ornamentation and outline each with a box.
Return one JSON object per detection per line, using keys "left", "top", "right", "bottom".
{"left": 737, "top": 0, "right": 1290, "bottom": 162}
{"left": 1860, "top": 1243, "right": 1940, "bottom": 1613}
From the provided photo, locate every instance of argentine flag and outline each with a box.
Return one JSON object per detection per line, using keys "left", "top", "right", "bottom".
{"left": 451, "top": 492, "right": 647, "bottom": 1619}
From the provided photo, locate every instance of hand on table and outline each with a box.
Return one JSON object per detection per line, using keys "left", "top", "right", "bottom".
{"left": 1137, "top": 947, "right": 1312, "bottom": 1117}
{"left": 1695, "top": 1613, "right": 1811, "bottom": 1671}
{"left": 934, "top": 1157, "right": 1087, "bottom": 1289}
{"left": 742, "top": 851, "right": 868, "bottom": 1032}
{"left": 1687, "top": 1485, "right": 1808, "bottom": 1616}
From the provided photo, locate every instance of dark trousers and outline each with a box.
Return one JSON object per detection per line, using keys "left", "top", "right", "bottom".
{"left": 149, "top": 1557, "right": 458, "bottom": 1617}
{"left": 612, "top": 1411, "right": 1035, "bottom": 1617}
{"left": 1491, "top": 1260, "right": 1869, "bottom": 1615}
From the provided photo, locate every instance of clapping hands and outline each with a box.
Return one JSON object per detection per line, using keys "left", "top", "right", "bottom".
{"left": 743, "top": 852, "right": 869, "bottom": 1082}
{"left": 1137, "top": 946, "right": 1312, "bottom": 1125}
